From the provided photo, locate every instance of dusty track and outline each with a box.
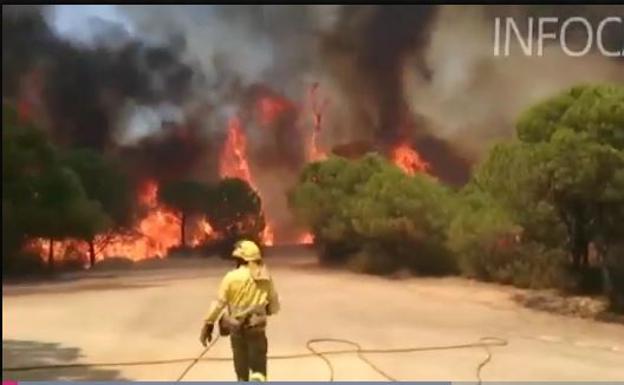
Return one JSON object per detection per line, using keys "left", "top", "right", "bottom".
{"left": 3, "top": 247, "right": 624, "bottom": 381}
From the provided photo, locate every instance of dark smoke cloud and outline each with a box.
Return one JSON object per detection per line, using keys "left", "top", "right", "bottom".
{"left": 120, "top": 5, "right": 333, "bottom": 98}
{"left": 320, "top": 5, "right": 471, "bottom": 183}
{"left": 116, "top": 121, "right": 209, "bottom": 183}
{"left": 321, "top": 5, "right": 437, "bottom": 145}
{"left": 241, "top": 84, "right": 305, "bottom": 171}
{"left": 5, "top": 4, "right": 622, "bottom": 193}
{"left": 2, "top": 5, "right": 55, "bottom": 98}
{"left": 410, "top": 5, "right": 623, "bottom": 166}
{"left": 321, "top": 5, "right": 623, "bottom": 184}
{"left": 2, "top": 5, "right": 208, "bottom": 182}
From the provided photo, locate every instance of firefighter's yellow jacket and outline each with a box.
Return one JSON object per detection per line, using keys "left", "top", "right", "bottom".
{"left": 204, "top": 262, "right": 280, "bottom": 324}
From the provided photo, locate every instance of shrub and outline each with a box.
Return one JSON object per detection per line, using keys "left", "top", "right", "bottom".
{"left": 347, "top": 244, "right": 401, "bottom": 275}
{"left": 604, "top": 244, "right": 624, "bottom": 313}
{"left": 168, "top": 246, "right": 196, "bottom": 258}
{"left": 205, "top": 178, "right": 266, "bottom": 246}
{"left": 92, "top": 256, "right": 134, "bottom": 270}
{"left": 449, "top": 188, "right": 572, "bottom": 289}
{"left": 317, "top": 240, "right": 357, "bottom": 265}
{"left": 58, "top": 256, "right": 87, "bottom": 271}
{"left": 402, "top": 241, "right": 457, "bottom": 276}
{"left": 457, "top": 235, "right": 571, "bottom": 289}
{"left": 2, "top": 252, "right": 47, "bottom": 277}
{"left": 290, "top": 154, "right": 456, "bottom": 275}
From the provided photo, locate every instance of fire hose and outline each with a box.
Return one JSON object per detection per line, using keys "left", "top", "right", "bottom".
{"left": 3, "top": 335, "right": 508, "bottom": 384}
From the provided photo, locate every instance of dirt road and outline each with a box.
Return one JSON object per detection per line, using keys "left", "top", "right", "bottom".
{"left": 3, "top": 248, "right": 624, "bottom": 381}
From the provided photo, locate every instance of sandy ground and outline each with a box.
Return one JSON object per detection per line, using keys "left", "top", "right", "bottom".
{"left": 3, "top": 247, "right": 624, "bottom": 382}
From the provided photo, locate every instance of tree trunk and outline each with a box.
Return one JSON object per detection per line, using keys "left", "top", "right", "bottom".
{"left": 571, "top": 240, "right": 589, "bottom": 271}
{"left": 180, "top": 212, "right": 186, "bottom": 248}
{"left": 88, "top": 238, "right": 96, "bottom": 268}
{"left": 569, "top": 213, "right": 589, "bottom": 271}
{"left": 48, "top": 238, "right": 54, "bottom": 270}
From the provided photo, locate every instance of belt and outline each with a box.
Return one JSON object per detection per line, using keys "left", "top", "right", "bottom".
{"left": 219, "top": 313, "right": 267, "bottom": 336}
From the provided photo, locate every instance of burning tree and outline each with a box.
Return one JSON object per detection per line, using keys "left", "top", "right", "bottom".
{"left": 289, "top": 154, "right": 454, "bottom": 274}
{"left": 159, "top": 179, "right": 211, "bottom": 248}
{"left": 205, "top": 177, "right": 266, "bottom": 253}
{"left": 63, "top": 149, "right": 135, "bottom": 267}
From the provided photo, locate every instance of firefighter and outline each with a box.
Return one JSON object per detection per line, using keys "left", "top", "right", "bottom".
{"left": 199, "top": 239, "right": 280, "bottom": 381}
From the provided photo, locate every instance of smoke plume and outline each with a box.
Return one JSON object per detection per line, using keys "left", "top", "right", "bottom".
{"left": 4, "top": 5, "right": 623, "bottom": 241}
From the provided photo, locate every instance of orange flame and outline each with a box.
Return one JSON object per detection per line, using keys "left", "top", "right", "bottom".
{"left": 298, "top": 232, "right": 314, "bottom": 245}
{"left": 257, "top": 96, "right": 289, "bottom": 127}
{"left": 219, "top": 116, "right": 253, "bottom": 183}
{"left": 306, "top": 83, "right": 328, "bottom": 162}
{"left": 28, "top": 180, "right": 215, "bottom": 264}
{"left": 391, "top": 142, "right": 429, "bottom": 175}
{"left": 219, "top": 116, "right": 274, "bottom": 246}
{"left": 17, "top": 69, "right": 45, "bottom": 123}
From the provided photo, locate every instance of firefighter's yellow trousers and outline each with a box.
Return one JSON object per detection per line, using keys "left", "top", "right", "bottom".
{"left": 230, "top": 327, "right": 268, "bottom": 381}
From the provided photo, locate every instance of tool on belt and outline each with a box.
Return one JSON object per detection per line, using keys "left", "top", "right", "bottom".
{"left": 219, "top": 304, "right": 267, "bottom": 336}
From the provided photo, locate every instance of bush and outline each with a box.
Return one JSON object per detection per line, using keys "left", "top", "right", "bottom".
{"left": 403, "top": 241, "right": 457, "bottom": 276}
{"left": 134, "top": 257, "right": 169, "bottom": 269}
{"left": 608, "top": 268, "right": 624, "bottom": 313}
{"left": 347, "top": 245, "right": 401, "bottom": 275}
{"left": 2, "top": 252, "right": 47, "bottom": 277}
{"left": 317, "top": 240, "right": 359, "bottom": 265}
{"left": 449, "top": 188, "right": 573, "bottom": 289}
{"left": 457, "top": 235, "right": 572, "bottom": 289}
{"left": 168, "top": 246, "right": 197, "bottom": 258}
{"left": 205, "top": 178, "right": 266, "bottom": 246}
{"left": 604, "top": 244, "right": 624, "bottom": 313}
{"left": 198, "top": 238, "right": 229, "bottom": 258}
{"left": 58, "top": 256, "right": 87, "bottom": 271}
{"left": 92, "top": 256, "right": 134, "bottom": 270}
{"left": 290, "top": 154, "right": 456, "bottom": 275}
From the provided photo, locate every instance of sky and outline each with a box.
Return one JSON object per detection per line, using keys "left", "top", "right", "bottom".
{"left": 50, "top": 5, "right": 135, "bottom": 44}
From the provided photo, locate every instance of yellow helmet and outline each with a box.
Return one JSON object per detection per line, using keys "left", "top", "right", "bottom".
{"left": 232, "top": 239, "right": 262, "bottom": 262}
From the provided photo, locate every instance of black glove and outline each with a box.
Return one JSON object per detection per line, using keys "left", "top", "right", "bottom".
{"left": 199, "top": 323, "right": 214, "bottom": 347}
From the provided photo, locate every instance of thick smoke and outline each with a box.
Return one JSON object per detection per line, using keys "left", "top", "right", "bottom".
{"left": 3, "top": 5, "right": 210, "bottom": 184}
{"left": 4, "top": 5, "right": 623, "bottom": 240}
{"left": 115, "top": 5, "right": 339, "bottom": 241}
{"left": 407, "top": 5, "right": 624, "bottom": 160}
{"left": 320, "top": 5, "right": 437, "bottom": 144}
{"left": 320, "top": 5, "right": 624, "bottom": 181}
{"left": 319, "top": 5, "right": 473, "bottom": 183}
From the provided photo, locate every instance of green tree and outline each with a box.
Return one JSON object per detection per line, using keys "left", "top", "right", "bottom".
{"left": 473, "top": 142, "right": 566, "bottom": 248}
{"left": 205, "top": 178, "right": 265, "bottom": 247}
{"left": 484, "top": 85, "right": 624, "bottom": 270}
{"left": 517, "top": 84, "right": 624, "bottom": 149}
{"left": 347, "top": 164, "right": 456, "bottom": 274}
{"left": 159, "top": 179, "right": 211, "bottom": 248}
{"left": 64, "top": 149, "right": 134, "bottom": 267}
{"left": 447, "top": 185, "right": 570, "bottom": 288}
{"left": 290, "top": 153, "right": 456, "bottom": 274}
{"left": 3, "top": 104, "right": 110, "bottom": 271}
{"left": 26, "top": 166, "right": 110, "bottom": 269}
{"left": 289, "top": 154, "right": 387, "bottom": 262}
{"left": 3, "top": 104, "right": 56, "bottom": 265}
{"left": 472, "top": 84, "right": 624, "bottom": 298}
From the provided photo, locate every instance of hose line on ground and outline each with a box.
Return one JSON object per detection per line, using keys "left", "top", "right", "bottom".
{"left": 175, "top": 335, "right": 221, "bottom": 382}
{"left": 3, "top": 336, "right": 508, "bottom": 384}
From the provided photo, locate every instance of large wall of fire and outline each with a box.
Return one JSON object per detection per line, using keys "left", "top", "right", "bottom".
{"left": 5, "top": 5, "right": 622, "bottom": 262}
